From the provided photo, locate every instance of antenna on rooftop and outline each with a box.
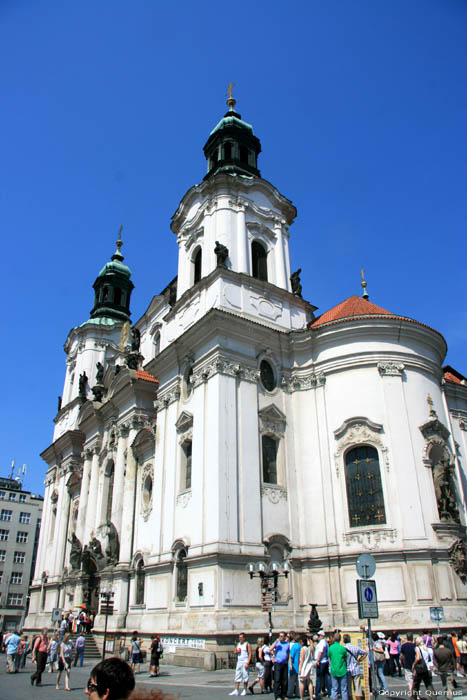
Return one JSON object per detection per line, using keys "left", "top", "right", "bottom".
{"left": 360, "top": 268, "right": 369, "bottom": 300}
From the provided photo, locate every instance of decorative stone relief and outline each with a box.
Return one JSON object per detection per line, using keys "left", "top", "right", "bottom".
{"left": 176, "top": 410, "right": 193, "bottom": 446}
{"left": 261, "top": 484, "right": 288, "bottom": 504}
{"left": 377, "top": 361, "right": 405, "bottom": 376}
{"left": 259, "top": 405, "right": 286, "bottom": 438}
{"left": 334, "top": 417, "right": 389, "bottom": 477}
{"left": 284, "top": 372, "right": 326, "bottom": 392}
{"left": 449, "top": 538, "right": 467, "bottom": 584}
{"left": 249, "top": 293, "right": 283, "bottom": 321}
{"left": 459, "top": 420, "right": 467, "bottom": 432}
{"left": 190, "top": 356, "right": 260, "bottom": 389}
{"left": 176, "top": 490, "right": 192, "bottom": 508}
{"left": 154, "top": 381, "right": 181, "bottom": 410}
{"left": 342, "top": 528, "right": 397, "bottom": 550}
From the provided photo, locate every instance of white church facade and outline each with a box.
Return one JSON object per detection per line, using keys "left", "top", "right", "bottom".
{"left": 26, "top": 95, "right": 467, "bottom": 665}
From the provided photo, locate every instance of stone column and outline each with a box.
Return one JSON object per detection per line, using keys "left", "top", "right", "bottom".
{"left": 84, "top": 448, "right": 100, "bottom": 541}
{"left": 53, "top": 472, "right": 70, "bottom": 577}
{"left": 76, "top": 450, "right": 92, "bottom": 545}
{"left": 273, "top": 218, "right": 288, "bottom": 290}
{"left": 237, "top": 202, "right": 248, "bottom": 273}
{"left": 111, "top": 425, "right": 129, "bottom": 535}
{"left": 119, "top": 429, "right": 139, "bottom": 565}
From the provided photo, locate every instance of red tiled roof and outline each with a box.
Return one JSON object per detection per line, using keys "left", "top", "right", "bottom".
{"left": 444, "top": 371, "right": 462, "bottom": 385}
{"left": 443, "top": 365, "right": 466, "bottom": 386}
{"left": 310, "top": 296, "right": 394, "bottom": 327}
{"left": 135, "top": 369, "right": 159, "bottom": 384}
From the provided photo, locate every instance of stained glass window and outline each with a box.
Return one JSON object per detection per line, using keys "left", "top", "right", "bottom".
{"left": 345, "top": 445, "right": 386, "bottom": 527}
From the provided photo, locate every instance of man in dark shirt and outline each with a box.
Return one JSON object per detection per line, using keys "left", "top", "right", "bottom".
{"left": 434, "top": 636, "right": 456, "bottom": 699}
{"left": 400, "top": 633, "right": 416, "bottom": 691}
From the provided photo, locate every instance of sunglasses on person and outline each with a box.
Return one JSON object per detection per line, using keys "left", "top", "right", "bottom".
{"left": 87, "top": 678, "right": 99, "bottom": 693}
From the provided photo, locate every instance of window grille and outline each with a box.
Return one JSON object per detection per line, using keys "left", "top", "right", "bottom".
{"left": 345, "top": 445, "right": 386, "bottom": 527}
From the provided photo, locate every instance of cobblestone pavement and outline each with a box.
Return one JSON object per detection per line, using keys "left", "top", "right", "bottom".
{"left": 0, "top": 658, "right": 466, "bottom": 700}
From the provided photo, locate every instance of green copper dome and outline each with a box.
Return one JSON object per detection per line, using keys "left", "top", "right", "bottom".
{"left": 90, "top": 228, "right": 134, "bottom": 323}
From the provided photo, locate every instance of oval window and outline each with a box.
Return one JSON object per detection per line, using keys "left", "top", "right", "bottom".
{"left": 143, "top": 474, "right": 153, "bottom": 506}
{"left": 260, "top": 360, "right": 276, "bottom": 391}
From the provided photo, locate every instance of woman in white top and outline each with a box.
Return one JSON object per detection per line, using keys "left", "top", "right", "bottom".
{"left": 299, "top": 636, "right": 315, "bottom": 700}
{"left": 56, "top": 632, "right": 73, "bottom": 691}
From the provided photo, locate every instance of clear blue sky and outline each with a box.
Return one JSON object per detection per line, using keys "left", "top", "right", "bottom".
{"left": 2, "top": 1, "right": 466, "bottom": 495}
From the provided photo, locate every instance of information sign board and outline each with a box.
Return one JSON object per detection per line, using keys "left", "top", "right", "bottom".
{"left": 51, "top": 608, "right": 62, "bottom": 622}
{"left": 430, "top": 606, "right": 444, "bottom": 622}
{"left": 357, "top": 579, "right": 378, "bottom": 619}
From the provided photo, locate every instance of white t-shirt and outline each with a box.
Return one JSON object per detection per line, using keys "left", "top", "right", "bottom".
{"left": 237, "top": 642, "right": 249, "bottom": 664}
{"left": 316, "top": 639, "right": 328, "bottom": 663}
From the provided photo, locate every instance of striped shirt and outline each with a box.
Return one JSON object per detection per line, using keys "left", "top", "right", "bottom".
{"left": 345, "top": 643, "right": 366, "bottom": 676}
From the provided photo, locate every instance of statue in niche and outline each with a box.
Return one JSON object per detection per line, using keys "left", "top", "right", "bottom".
{"left": 89, "top": 536, "right": 103, "bottom": 558}
{"left": 96, "top": 361, "right": 104, "bottom": 384}
{"left": 449, "top": 539, "right": 467, "bottom": 583}
{"left": 290, "top": 268, "right": 303, "bottom": 297}
{"left": 214, "top": 241, "right": 229, "bottom": 268}
{"left": 307, "top": 603, "right": 322, "bottom": 635}
{"left": 68, "top": 533, "right": 82, "bottom": 571}
{"left": 103, "top": 521, "right": 120, "bottom": 565}
{"left": 433, "top": 457, "right": 460, "bottom": 523}
{"left": 78, "top": 372, "right": 88, "bottom": 403}
{"left": 131, "top": 327, "right": 141, "bottom": 352}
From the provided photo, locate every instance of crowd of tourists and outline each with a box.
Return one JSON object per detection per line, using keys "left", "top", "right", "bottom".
{"left": 229, "top": 628, "right": 467, "bottom": 699}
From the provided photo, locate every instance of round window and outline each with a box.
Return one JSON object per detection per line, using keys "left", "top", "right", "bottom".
{"left": 143, "top": 475, "right": 153, "bottom": 506}
{"left": 260, "top": 360, "right": 276, "bottom": 391}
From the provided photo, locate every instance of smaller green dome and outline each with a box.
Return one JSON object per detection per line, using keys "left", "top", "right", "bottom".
{"left": 90, "top": 227, "right": 135, "bottom": 323}
{"left": 99, "top": 255, "right": 132, "bottom": 278}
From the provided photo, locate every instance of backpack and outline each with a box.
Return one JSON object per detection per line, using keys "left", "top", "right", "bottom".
{"left": 414, "top": 649, "right": 428, "bottom": 675}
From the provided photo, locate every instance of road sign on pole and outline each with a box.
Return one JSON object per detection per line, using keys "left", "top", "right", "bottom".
{"left": 357, "top": 579, "right": 378, "bottom": 619}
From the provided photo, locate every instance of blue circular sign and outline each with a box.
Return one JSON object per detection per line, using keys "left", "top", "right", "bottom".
{"left": 364, "top": 587, "right": 373, "bottom": 602}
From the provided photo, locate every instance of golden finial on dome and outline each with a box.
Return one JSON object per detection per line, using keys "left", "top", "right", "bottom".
{"left": 360, "top": 268, "right": 369, "bottom": 300}
{"left": 226, "top": 82, "right": 236, "bottom": 111}
{"left": 116, "top": 225, "right": 123, "bottom": 252}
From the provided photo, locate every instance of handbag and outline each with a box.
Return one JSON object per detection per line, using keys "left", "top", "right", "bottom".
{"left": 414, "top": 651, "right": 428, "bottom": 675}
{"left": 374, "top": 650, "right": 385, "bottom": 662}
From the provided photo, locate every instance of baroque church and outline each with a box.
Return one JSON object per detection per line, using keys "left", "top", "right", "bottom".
{"left": 26, "top": 94, "right": 467, "bottom": 666}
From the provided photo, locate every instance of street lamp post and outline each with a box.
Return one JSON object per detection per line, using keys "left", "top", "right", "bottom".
{"left": 100, "top": 588, "right": 115, "bottom": 659}
{"left": 247, "top": 561, "right": 290, "bottom": 638}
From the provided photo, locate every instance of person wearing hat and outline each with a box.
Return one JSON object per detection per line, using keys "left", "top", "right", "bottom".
{"left": 315, "top": 630, "right": 332, "bottom": 699}
{"left": 372, "top": 633, "right": 388, "bottom": 693}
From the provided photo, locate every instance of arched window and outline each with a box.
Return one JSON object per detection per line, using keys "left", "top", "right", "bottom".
{"left": 252, "top": 241, "right": 268, "bottom": 281}
{"left": 345, "top": 445, "right": 386, "bottom": 527}
{"left": 262, "top": 435, "right": 278, "bottom": 484}
{"left": 135, "top": 559, "right": 145, "bottom": 604}
{"left": 223, "top": 142, "right": 232, "bottom": 160}
{"left": 153, "top": 331, "right": 160, "bottom": 356}
{"left": 176, "top": 548, "right": 188, "bottom": 602}
{"left": 193, "top": 248, "right": 202, "bottom": 285}
{"left": 239, "top": 145, "right": 249, "bottom": 164}
{"left": 114, "top": 288, "right": 122, "bottom": 305}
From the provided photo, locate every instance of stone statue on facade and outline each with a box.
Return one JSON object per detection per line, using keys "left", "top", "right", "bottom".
{"left": 96, "top": 361, "right": 104, "bottom": 383}
{"left": 290, "top": 269, "right": 303, "bottom": 297}
{"left": 168, "top": 279, "right": 177, "bottom": 307}
{"left": 433, "top": 457, "right": 460, "bottom": 523}
{"left": 90, "top": 536, "right": 103, "bottom": 558}
{"left": 68, "top": 533, "right": 82, "bottom": 570}
{"left": 214, "top": 241, "right": 229, "bottom": 268}
{"left": 307, "top": 603, "right": 322, "bottom": 634}
{"left": 57, "top": 395, "right": 62, "bottom": 412}
{"left": 102, "top": 521, "right": 120, "bottom": 565}
{"left": 131, "top": 327, "right": 141, "bottom": 352}
{"left": 449, "top": 538, "right": 467, "bottom": 583}
{"left": 92, "top": 384, "right": 105, "bottom": 402}
{"left": 78, "top": 372, "right": 88, "bottom": 403}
